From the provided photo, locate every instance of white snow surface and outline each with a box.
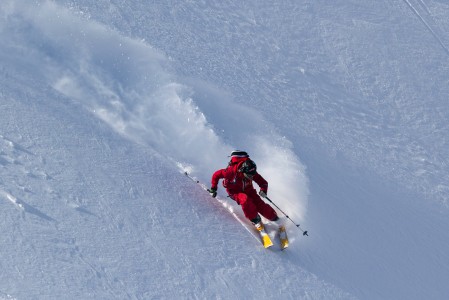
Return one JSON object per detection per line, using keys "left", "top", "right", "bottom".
{"left": 1, "top": 0, "right": 449, "bottom": 299}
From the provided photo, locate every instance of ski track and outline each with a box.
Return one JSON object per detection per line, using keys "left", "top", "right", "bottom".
{"left": 403, "top": 0, "right": 449, "bottom": 55}
{"left": 417, "top": 0, "right": 431, "bottom": 13}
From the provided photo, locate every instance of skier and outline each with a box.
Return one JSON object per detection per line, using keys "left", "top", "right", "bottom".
{"left": 208, "top": 150, "right": 281, "bottom": 233}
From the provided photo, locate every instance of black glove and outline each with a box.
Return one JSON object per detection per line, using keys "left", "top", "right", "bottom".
{"left": 259, "top": 190, "right": 267, "bottom": 198}
{"left": 208, "top": 188, "right": 217, "bottom": 198}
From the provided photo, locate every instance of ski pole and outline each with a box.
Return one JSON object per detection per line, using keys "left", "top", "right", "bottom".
{"left": 184, "top": 171, "right": 215, "bottom": 194}
{"left": 184, "top": 171, "right": 212, "bottom": 193}
{"left": 184, "top": 171, "right": 200, "bottom": 184}
{"left": 264, "top": 196, "right": 308, "bottom": 236}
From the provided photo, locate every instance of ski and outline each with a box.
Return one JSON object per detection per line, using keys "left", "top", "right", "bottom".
{"left": 279, "top": 225, "right": 289, "bottom": 250}
{"left": 258, "top": 226, "right": 274, "bottom": 248}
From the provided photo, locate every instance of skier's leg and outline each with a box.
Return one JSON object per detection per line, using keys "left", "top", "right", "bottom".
{"left": 234, "top": 193, "right": 259, "bottom": 221}
{"left": 252, "top": 194, "right": 278, "bottom": 221}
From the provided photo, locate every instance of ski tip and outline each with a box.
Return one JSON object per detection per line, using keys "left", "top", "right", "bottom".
{"left": 261, "top": 234, "right": 274, "bottom": 248}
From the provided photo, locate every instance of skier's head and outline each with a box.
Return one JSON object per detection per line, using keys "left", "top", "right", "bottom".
{"left": 239, "top": 159, "right": 257, "bottom": 176}
{"left": 229, "top": 150, "right": 249, "bottom": 165}
{"left": 230, "top": 150, "right": 249, "bottom": 158}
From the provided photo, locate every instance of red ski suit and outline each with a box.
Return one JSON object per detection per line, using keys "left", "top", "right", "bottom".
{"left": 211, "top": 157, "right": 278, "bottom": 222}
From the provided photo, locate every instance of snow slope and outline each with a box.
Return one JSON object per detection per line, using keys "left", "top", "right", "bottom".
{"left": 1, "top": 0, "right": 449, "bottom": 299}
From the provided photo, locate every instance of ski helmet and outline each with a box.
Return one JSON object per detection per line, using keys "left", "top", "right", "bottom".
{"left": 230, "top": 150, "right": 249, "bottom": 158}
{"left": 239, "top": 159, "right": 257, "bottom": 175}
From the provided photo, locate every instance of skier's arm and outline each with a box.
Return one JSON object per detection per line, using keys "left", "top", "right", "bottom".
{"left": 253, "top": 173, "right": 268, "bottom": 194}
{"left": 208, "top": 169, "right": 225, "bottom": 198}
{"left": 211, "top": 169, "right": 225, "bottom": 190}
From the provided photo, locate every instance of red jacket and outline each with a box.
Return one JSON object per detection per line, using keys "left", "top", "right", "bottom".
{"left": 211, "top": 157, "right": 268, "bottom": 196}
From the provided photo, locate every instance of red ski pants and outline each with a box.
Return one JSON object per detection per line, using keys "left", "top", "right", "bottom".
{"left": 232, "top": 191, "right": 277, "bottom": 221}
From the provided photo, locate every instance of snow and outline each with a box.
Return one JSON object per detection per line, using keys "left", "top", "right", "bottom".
{"left": 1, "top": 0, "right": 449, "bottom": 299}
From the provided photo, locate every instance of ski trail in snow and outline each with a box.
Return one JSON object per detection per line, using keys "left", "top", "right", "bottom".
{"left": 417, "top": 0, "right": 431, "bottom": 14}
{"left": 403, "top": 0, "right": 449, "bottom": 55}
{"left": 1, "top": 190, "right": 24, "bottom": 210}
{"left": 1, "top": 1, "right": 308, "bottom": 223}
